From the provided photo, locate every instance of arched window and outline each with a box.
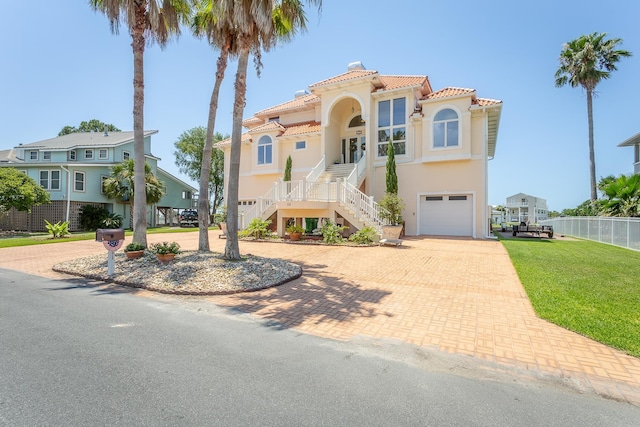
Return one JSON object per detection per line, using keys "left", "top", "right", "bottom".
{"left": 348, "top": 115, "right": 364, "bottom": 128}
{"left": 257, "top": 135, "right": 272, "bottom": 164}
{"left": 433, "top": 108, "right": 459, "bottom": 148}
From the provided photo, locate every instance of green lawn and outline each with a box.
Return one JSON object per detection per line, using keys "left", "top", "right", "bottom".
{"left": 0, "top": 226, "right": 206, "bottom": 249}
{"left": 499, "top": 235, "right": 640, "bottom": 357}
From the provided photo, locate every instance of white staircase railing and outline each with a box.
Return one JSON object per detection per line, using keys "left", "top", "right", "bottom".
{"left": 346, "top": 154, "right": 366, "bottom": 187}
{"left": 240, "top": 158, "right": 386, "bottom": 234}
{"left": 305, "top": 156, "right": 326, "bottom": 182}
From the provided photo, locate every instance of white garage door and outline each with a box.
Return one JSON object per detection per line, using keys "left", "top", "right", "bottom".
{"left": 420, "top": 194, "right": 473, "bottom": 236}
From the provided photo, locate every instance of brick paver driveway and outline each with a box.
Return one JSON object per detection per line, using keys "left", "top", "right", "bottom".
{"left": 1, "top": 231, "right": 639, "bottom": 405}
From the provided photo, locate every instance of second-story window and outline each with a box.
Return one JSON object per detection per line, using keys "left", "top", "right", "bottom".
{"left": 377, "top": 97, "right": 406, "bottom": 156}
{"left": 123, "top": 151, "right": 130, "bottom": 160}
{"left": 433, "top": 108, "right": 459, "bottom": 148}
{"left": 84, "top": 149, "right": 94, "bottom": 160}
{"left": 295, "top": 141, "right": 306, "bottom": 150}
{"left": 257, "top": 135, "right": 272, "bottom": 165}
{"left": 99, "top": 149, "right": 108, "bottom": 159}
{"left": 43, "top": 151, "right": 51, "bottom": 161}
{"left": 69, "top": 150, "right": 76, "bottom": 161}
{"left": 29, "top": 151, "right": 38, "bottom": 160}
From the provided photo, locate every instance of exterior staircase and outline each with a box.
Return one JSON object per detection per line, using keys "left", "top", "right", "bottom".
{"left": 316, "top": 163, "right": 355, "bottom": 182}
{"left": 239, "top": 156, "right": 388, "bottom": 236}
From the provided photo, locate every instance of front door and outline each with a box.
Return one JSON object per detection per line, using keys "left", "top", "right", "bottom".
{"left": 341, "top": 136, "right": 366, "bottom": 163}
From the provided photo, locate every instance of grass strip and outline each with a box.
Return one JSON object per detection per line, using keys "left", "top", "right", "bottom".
{"left": 500, "top": 235, "right": 640, "bottom": 357}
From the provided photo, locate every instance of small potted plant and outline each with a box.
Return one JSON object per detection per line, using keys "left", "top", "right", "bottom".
{"left": 124, "top": 242, "right": 146, "bottom": 259}
{"left": 149, "top": 241, "right": 180, "bottom": 263}
{"left": 286, "top": 224, "right": 305, "bottom": 241}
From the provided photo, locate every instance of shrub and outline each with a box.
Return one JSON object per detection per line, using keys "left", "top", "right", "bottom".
{"left": 378, "top": 193, "right": 405, "bottom": 226}
{"left": 321, "top": 221, "right": 347, "bottom": 244}
{"left": 149, "top": 241, "right": 180, "bottom": 255}
{"left": 44, "top": 220, "right": 69, "bottom": 238}
{"left": 286, "top": 224, "right": 305, "bottom": 234}
{"left": 348, "top": 226, "right": 377, "bottom": 245}
{"left": 102, "top": 212, "right": 123, "bottom": 228}
{"left": 240, "top": 218, "right": 272, "bottom": 239}
{"left": 124, "top": 242, "right": 146, "bottom": 252}
{"left": 78, "top": 204, "right": 110, "bottom": 231}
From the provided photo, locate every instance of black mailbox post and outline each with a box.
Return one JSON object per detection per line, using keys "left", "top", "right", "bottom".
{"left": 96, "top": 228, "right": 125, "bottom": 242}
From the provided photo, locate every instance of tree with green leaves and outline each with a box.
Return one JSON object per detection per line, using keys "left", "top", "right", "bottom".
{"left": 90, "top": 0, "right": 192, "bottom": 246}
{"left": 555, "top": 32, "right": 631, "bottom": 203}
{"left": 284, "top": 155, "right": 292, "bottom": 181}
{"left": 385, "top": 139, "right": 397, "bottom": 194}
{"left": 173, "top": 127, "right": 226, "bottom": 224}
{"left": 102, "top": 159, "right": 165, "bottom": 228}
{"left": 197, "top": 0, "right": 321, "bottom": 259}
{"left": 0, "top": 168, "right": 50, "bottom": 215}
{"left": 58, "top": 119, "right": 120, "bottom": 136}
{"left": 598, "top": 174, "right": 640, "bottom": 217}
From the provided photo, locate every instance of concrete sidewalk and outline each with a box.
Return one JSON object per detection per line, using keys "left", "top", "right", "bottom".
{"left": 1, "top": 232, "right": 639, "bottom": 405}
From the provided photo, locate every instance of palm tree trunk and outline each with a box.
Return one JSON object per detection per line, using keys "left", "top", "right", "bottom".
{"left": 198, "top": 46, "right": 229, "bottom": 251}
{"left": 224, "top": 44, "right": 250, "bottom": 260}
{"left": 132, "top": 7, "right": 147, "bottom": 246}
{"left": 587, "top": 88, "right": 597, "bottom": 203}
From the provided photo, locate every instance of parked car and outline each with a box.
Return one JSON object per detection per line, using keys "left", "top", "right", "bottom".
{"left": 179, "top": 209, "right": 198, "bottom": 227}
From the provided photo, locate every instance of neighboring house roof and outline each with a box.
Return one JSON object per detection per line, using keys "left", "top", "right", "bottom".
{"left": 157, "top": 167, "right": 197, "bottom": 192}
{"left": 14, "top": 130, "right": 158, "bottom": 151}
{"left": 618, "top": 132, "right": 640, "bottom": 147}
{"left": 0, "top": 149, "right": 21, "bottom": 163}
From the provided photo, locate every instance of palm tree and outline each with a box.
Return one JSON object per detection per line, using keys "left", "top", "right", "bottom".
{"left": 191, "top": 0, "right": 235, "bottom": 251}
{"left": 599, "top": 174, "right": 640, "bottom": 217}
{"left": 193, "top": 0, "right": 320, "bottom": 258}
{"left": 555, "top": 32, "right": 631, "bottom": 203}
{"left": 103, "top": 159, "right": 166, "bottom": 228}
{"left": 90, "top": 0, "right": 192, "bottom": 246}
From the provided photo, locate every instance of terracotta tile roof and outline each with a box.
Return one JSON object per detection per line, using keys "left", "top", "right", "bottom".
{"left": 242, "top": 116, "right": 263, "bottom": 127}
{"left": 216, "top": 132, "right": 252, "bottom": 147}
{"left": 248, "top": 121, "right": 285, "bottom": 133}
{"left": 253, "top": 93, "right": 319, "bottom": 117}
{"left": 280, "top": 121, "right": 322, "bottom": 137}
{"left": 475, "top": 97, "right": 502, "bottom": 107}
{"left": 422, "top": 87, "right": 475, "bottom": 101}
{"left": 309, "top": 69, "right": 378, "bottom": 88}
{"left": 376, "top": 75, "right": 429, "bottom": 92}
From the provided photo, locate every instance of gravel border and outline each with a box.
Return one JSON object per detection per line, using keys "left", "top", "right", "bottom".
{"left": 52, "top": 251, "right": 302, "bottom": 296}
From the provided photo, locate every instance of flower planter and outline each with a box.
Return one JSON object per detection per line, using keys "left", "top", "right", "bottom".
{"left": 125, "top": 250, "right": 144, "bottom": 259}
{"left": 381, "top": 225, "right": 403, "bottom": 241}
{"left": 289, "top": 232, "right": 302, "bottom": 241}
{"left": 156, "top": 253, "right": 176, "bottom": 263}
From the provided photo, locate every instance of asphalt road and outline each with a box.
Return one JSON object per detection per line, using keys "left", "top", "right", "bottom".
{"left": 1, "top": 268, "right": 639, "bottom": 426}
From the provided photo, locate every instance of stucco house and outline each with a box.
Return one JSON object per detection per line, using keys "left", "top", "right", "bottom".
{"left": 505, "top": 193, "right": 548, "bottom": 224}
{"left": 618, "top": 132, "right": 640, "bottom": 174}
{"left": 218, "top": 62, "right": 502, "bottom": 238}
{"left": 0, "top": 130, "right": 197, "bottom": 231}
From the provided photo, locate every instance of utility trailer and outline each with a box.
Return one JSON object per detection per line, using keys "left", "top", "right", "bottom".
{"left": 512, "top": 222, "right": 554, "bottom": 238}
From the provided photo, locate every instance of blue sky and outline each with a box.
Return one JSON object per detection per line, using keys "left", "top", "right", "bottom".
{"left": 1, "top": 0, "right": 639, "bottom": 211}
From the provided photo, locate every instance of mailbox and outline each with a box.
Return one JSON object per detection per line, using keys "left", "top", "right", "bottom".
{"left": 95, "top": 228, "right": 125, "bottom": 242}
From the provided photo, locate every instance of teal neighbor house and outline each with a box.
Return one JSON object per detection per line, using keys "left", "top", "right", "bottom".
{"left": 0, "top": 130, "right": 197, "bottom": 231}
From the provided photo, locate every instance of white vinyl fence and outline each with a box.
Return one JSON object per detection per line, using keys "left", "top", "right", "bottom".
{"left": 540, "top": 216, "right": 640, "bottom": 251}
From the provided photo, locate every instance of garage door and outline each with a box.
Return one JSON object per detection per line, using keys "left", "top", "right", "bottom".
{"left": 419, "top": 194, "right": 473, "bottom": 236}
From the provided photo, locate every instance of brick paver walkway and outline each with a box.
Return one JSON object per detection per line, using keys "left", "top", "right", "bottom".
{"left": 1, "top": 231, "right": 639, "bottom": 405}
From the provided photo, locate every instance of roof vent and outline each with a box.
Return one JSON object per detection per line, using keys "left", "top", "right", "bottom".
{"left": 294, "top": 89, "right": 309, "bottom": 98}
{"left": 347, "top": 61, "right": 365, "bottom": 71}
